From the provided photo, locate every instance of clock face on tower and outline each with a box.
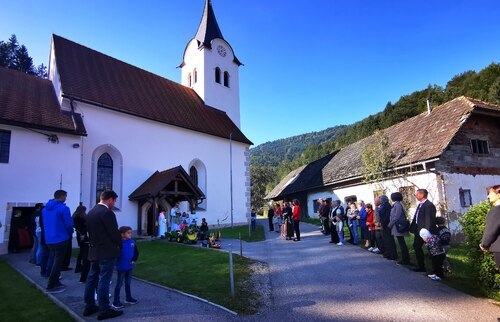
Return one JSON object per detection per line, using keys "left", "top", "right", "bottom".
{"left": 217, "top": 45, "right": 227, "bottom": 57}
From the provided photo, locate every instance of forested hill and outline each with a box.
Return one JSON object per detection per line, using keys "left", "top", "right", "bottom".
{"left": 250, "top": 125, "right": 349, "bottom": 167}
{"left": 250, "top": 62, "right": 500, "bottom": 209}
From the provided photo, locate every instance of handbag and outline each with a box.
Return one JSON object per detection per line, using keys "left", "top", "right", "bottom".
{"left": 396, "top": 218, "right": 410, "bottom": 233}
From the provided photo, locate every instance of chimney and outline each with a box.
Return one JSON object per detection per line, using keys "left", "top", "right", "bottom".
{"left": 426, "top": 99, "right": 432, "bottom": 115}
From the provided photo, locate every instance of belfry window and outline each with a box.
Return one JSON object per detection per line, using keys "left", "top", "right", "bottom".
{"left": 194, "top": 68, "right": 198, "bottom": 83}
{"left": 223, "top": 71, "right": 229, "bottom": 87}
{"left": 215, "top": 67, "right": 221, "bottom": 84}
{"left": 188, "top": 73, "right": 192, "bottom": 87}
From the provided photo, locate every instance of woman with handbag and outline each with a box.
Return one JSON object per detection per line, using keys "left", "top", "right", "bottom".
{"left": 388, "top": 192, "right": 410, "bottom": 265}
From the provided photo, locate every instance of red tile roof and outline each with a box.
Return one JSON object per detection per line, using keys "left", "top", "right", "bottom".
{"left": 52, "top": 35, "right": 251, "bottom": 145}
{"left": 0, "top": 67, "right": 85, "bottom": 135}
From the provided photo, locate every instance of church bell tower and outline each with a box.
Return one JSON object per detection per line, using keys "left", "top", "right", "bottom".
{"left": 180, "top": 0, "right": 242, "bottom": 128}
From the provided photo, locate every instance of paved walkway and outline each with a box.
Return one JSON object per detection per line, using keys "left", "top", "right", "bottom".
{"left": 3, "top": 220, "right": 500, "bottom": 321}
{"left": 239, "top": 219, "right": 500, "bottom": 321}
{"left": 3, "top": 253, "right": 235, "bottom": 321}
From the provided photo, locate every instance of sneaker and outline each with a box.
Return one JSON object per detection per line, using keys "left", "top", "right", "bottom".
{"left": 83, "top": 306, "right": 99, "bottom": 316}
{"left": 427, "top": 274, "right": 437, "bottom": 279}
{"left": 111, "top": 303, "right": 124, "bottom": 309}
{"left": 46, "top": 285, "right": 66, "bottom": 294}
{"left": 367, "top": 247, "right": 374, "bottom": 251}
{"left": 371, "top": 247, "right": 380, "bottom": 253}
{"left": 97, "top": 309, "right": 123, "bottom": 320}
{"left": 125, "top": 298, "right": 138, "bottom": 305}
{"left": 337, "top": 242, "right": 344, "bottom": 246}
{"left": 431, "top": 275, "right": 442, "bottom": 281}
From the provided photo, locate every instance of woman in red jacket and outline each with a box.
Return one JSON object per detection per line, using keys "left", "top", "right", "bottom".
{"left": 365, "top": 203, "right": 376, "bottom": 250}
{"left": 292, "top": 199, "right": 301, "bottom": 242}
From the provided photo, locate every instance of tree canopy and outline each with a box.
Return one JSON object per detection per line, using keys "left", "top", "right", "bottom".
{"left": 0, "top": 34, "right": 47, "bottom": 78}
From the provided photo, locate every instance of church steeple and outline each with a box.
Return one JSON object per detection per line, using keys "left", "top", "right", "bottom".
{"left": 195, "top": 0, "right": 224, "bottom": 49}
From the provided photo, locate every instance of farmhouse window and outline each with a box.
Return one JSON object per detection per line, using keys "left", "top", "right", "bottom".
{"left": 470, "top": 139, "right": 489, "bottom": 154}
{"left": 0, "top": 129, "right": 11, "bottom": 163}
{"left": 459, "top": 189, "right": 472, "bottom": 207}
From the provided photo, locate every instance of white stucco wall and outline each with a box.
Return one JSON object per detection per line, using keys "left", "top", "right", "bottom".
{"left": 71, "top": 99, "right": 249, "bottom": 232}
{"left": 306, "top": 172, "right": 442, "bottom": 220}
{"left": 442, "top": 172, "right": 500, "bottom": 215}
{"left": 0, "top": 125, "right": 81, "bottom": 254}
{"left": 181, "top": 38, "right": 241, "bottom": 128}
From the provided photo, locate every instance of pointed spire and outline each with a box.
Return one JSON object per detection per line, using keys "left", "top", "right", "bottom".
{"left": 195, "top": 0, "right": 224, "bottom": 49}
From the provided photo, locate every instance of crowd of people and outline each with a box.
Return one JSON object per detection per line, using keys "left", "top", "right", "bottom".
{"left": 267, "top": 199, "right": 302, "bottom": 242}
{"left": 29, "top": 189, "right": 136, "bottom": 320}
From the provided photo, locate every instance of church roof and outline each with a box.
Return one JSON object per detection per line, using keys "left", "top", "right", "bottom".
{"left": 266, "top": 96, "right": 500, "bottom": 199}
{"left": 52, "top": 34, "right": 251, "bottom": 145}
{"left": 0, "top": 67, "right": 86, "bottom": 136}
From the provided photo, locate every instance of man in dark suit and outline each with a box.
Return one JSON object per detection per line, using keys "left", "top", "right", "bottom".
{"left": 410, "top": 189, "right": 436, "bottom": 272}
{"left": 83, "top": 190, "right": 123, "bottom": 320}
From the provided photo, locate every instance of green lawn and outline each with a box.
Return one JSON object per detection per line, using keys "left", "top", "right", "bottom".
{"left": 133, "top": 241, "right": 260, "bottom": 314}
{"left": 217, "top": 224, "right": 265, "bottom": 242}
{"left": 0, "top": 260, "right": 73, "bottom": 322}
{"left": 301, "top": 217, "right": 322, "bottom": 226}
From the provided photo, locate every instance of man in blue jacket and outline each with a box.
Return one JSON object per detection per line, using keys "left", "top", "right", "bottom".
{"left": 42, "top": 190, "right": 74, "bottom": 293}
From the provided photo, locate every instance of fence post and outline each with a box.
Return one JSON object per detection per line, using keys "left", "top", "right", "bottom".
{"left": 229, "top": 244, "right": 235, "bottom": 298}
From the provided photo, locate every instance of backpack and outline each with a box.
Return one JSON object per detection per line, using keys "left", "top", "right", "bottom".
{"left": 438, "top": 227, "right": 451, "bottom": 246}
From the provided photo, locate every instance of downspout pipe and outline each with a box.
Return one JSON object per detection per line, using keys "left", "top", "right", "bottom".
{"left": 70, "top": 99, "right": 84, "bottom": 204}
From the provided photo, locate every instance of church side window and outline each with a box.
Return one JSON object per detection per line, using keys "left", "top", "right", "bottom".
{"left": 188, "top": 73, "right": 192, "bottom": 87}
{"left": 223, "top": 71, "right": 230, "bottom": 87}
{"left": 194, "top": 68, "right": 198, "bottom": 83}
{"left": 96, "top": 152, "right": 113, "bottom": 204}
{"left": 0, "top": 129, "right": 11, "bottom": 163}
{"left": 190, "top": 166, "right": 198, "bottom": 186}
{"left": 215, "top": 67, "right": 221, "bottom": 84}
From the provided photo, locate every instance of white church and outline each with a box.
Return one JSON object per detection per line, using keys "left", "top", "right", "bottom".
{"left": 0, "top": 0, "right": 252, "bottom": 254}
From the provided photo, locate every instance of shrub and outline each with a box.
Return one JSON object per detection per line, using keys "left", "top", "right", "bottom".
{"left": 459, "top": 201, "right": 500, "bottom": 289}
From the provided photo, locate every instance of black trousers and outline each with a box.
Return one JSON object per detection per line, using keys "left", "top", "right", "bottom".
{"left": 293, "top": 220, "right": 300, "bottom": 240}
{"left": 431, "top": 253, "right": 446, "bottom": 277}
{"left": 330, "top": 222, "right": 339, "bottom": 243}
{"left": 375, "top": 230, "right": 385, "bottom": 252}
{"left": 322, "top": 218, "right": 331, "bottom": 234}
{"left": 268, "top": 216, "right": 274, "bottom": 231}
{"left": 62, "top": 238, "right": 72, "bottom": 269}
{"left": 79, "top": 242, "right": 91, "bottom": 283}
{"left": 494, "top": 253, "right": 500, "bottom": 271}
{"left": 413, "top": 234, "right": 426, "bottom": 270}
{"left": 396, "top": 236, "right": 410, "bottom": 264}
{"left": 383, "top": 228, "right": 397, "bottom": 259}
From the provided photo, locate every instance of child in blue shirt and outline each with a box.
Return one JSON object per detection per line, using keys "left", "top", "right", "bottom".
{"left": 112, "top": 226, "right": 139, "bottom": 309}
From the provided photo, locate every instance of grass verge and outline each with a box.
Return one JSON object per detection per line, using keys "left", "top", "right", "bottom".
{"left": 301, "top": 217, "right": 322, "bottom": 226}
{"left": 217, "top": 224, "right": 265, "bottom": 242}
{"left": 0, "top": 260, "right": 73, "bottom": 322}
{"left": 133, "top": 241, "right": 261, "bottom": 314}
{"left": 352, "top": 232, "right": 500, "bottom": 302}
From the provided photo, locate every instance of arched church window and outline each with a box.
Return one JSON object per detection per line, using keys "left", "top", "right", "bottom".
{"left": 188, "top": 73, "right": 192, "bottom": 87}
{"left": 96, "top": 152, "right": 113, "bottom": 204}
{"left": 194, "top": 68, "right": 198, "bottom": 83}
{"left": 224, "top": 71, "right": 230, "bottom": 87}
{"left": 215, "top": 67, "right": 221, "bottom": 84}
{"left": 190, "top": 166, "right": 198, "bottom": 186}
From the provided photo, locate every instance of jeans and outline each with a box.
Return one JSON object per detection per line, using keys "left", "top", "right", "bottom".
{"left": 30, "top": 232, "right": 40, "bottom": 264}
{"left": 84, "top": 259, "right": 117, "bottom": 313}
{"left": 251, "top": 220, "right": 256, "bottom": 230}
{"left": 337, "top": 231, "right": 344, "bottom": 244}
{"left": 114, "top": 269, "right": 133, "bottom": 305}
{"left": 349, "top": 220, "right": 359, "bottom": 245}
{"left": 47, "top": 240, "right": 68, "bottom": 289}
{"left": 359, "top": 221, "right": 367, "bottom": 240}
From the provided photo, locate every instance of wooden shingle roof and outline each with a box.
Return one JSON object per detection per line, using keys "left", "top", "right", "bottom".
{"left": 52, "top": 34, "right": 251, "bottom": 145}
{"left": 0, "top": 67, "right": 86, "bottom": 135}
{"left": 267, "top": 96, "right": 500, "bottom": 199}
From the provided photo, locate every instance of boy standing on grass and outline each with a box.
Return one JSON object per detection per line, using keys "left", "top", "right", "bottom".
{"left": 419, "top": 228, "right": 446, "bottom": 281}
{"left": 112, "top": 226, "right": 139, "bottom": 309}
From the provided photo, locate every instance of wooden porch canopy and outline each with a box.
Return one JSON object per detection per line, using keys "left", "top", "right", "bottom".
{"left": 129, "top": 165, "right": 205, "bottom": 203}
{"left": 129, "top": 166, "right": 205, "bottom": 235}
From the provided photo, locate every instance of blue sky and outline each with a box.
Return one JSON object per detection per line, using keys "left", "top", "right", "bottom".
{"left": 1, "top": 0, "right": 499, "bottom": 146}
